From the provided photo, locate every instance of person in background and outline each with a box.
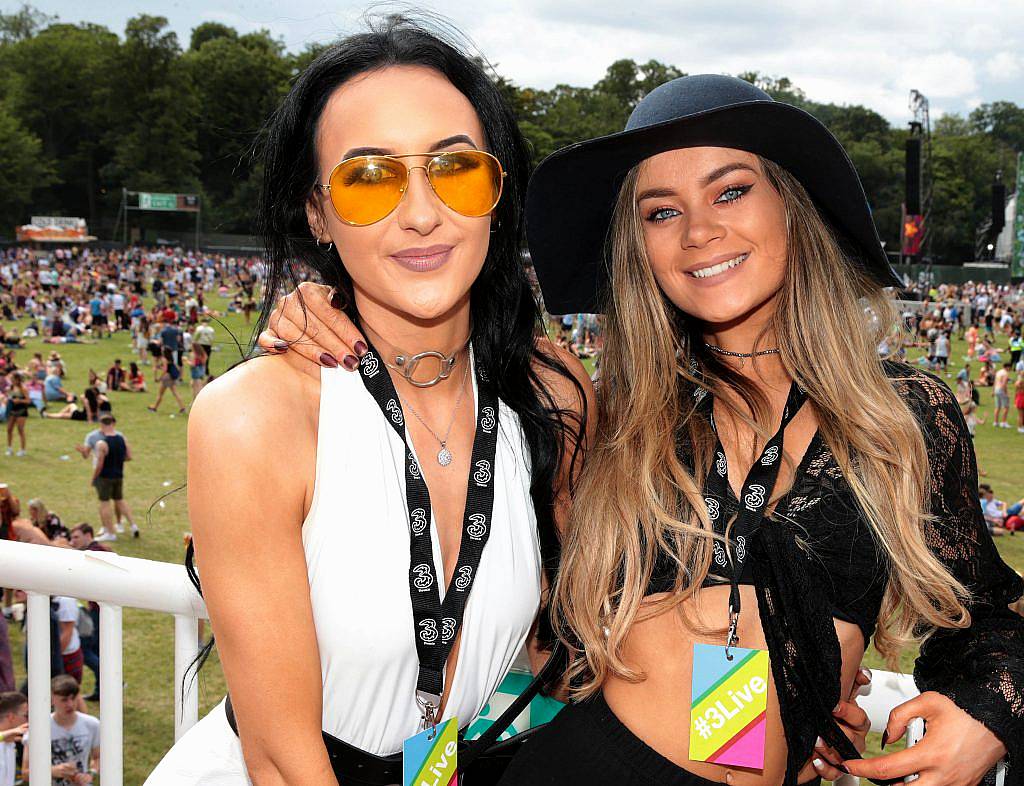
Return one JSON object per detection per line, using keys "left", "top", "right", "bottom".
{"left": 4, "top": 373, "right": 29, "bottom": 457}
{"left": 53, "top": 596, "right": 84, "bottom": 684}
{"left": 994, "top": 361, "right": 1012, "bottom": 428}
{"left": 0, "top": 691, "right": 28, "bottom": 786}
{"left": 147, "top": 348, "right": 186, "bottom": 414}
{"left": 105, "top": 359, "right": 126, "bottom": 392}
{"left": 934, "top": 330, "right": 950, "bottom": 373}
{"left": 193, "top": 318, "right": 215, "bottom": 381}
{"left": 1014, "top": 369, "right": 1024, "bottom": 434}
{"left": 26, "top": 499, "right": 68, "bottom": 541}
{"left": 69, "top": 524, "right": 109, "bottom": 702}
{"left": 978, "top": 484, "right": 1015, "bottom": 536}
{"left": 189, "top": 343, "right": 208, "bottom": 399}
{"left": 126, "top": 361, "right": 146, "bottom": 392}
{"left": 91, "top": 415, "right": 138, "bottom": 539}
{"left": 23, "top": 675, "right": 99, "bottom": 786}
{"left": 43, "top": 369, "right": 74, "bottom": 405}
{"left": 159, "top": 318, "right": 183, "bottom": 368}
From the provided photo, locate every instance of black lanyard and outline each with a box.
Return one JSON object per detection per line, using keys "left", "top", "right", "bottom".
{"left": 698, "top": 380, "right": 807, "bottom": 656}
{"left": 357, "top": 340, "right": 499, "bottom": 728}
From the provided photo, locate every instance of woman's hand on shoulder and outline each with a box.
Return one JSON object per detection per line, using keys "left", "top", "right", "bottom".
{"left": 255, "top": 281, "right": 367, "bottom": 371}
{"left": 841, "top": 691, "right": 1006, "bottom": 786}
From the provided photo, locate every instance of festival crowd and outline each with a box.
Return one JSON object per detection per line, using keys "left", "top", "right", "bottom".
{"left": 0, "top": 243, "right": 264, "bottom": 785}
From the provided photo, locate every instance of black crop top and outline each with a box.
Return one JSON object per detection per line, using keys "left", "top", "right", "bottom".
{"left": 646, "top": 413, "right": 886, "bottom": 644}
{"left": 639, "top": 362, "right": 1024, "bottom": 785}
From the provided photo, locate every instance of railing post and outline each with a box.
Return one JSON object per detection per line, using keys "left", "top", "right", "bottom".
{"left": 26, "top": 592, "right": 52, "bottom": 783}
{"left": 174, "top": 613, "right": 199, "bottom": 739}
{"left": 99, "top": 603, "right": 123, "bottom": 786}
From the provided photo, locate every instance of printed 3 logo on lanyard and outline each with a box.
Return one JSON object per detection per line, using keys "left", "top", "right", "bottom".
{"left": 689, "top": 380, "right": 807, "bottom": 770}
{"left": 357, "top": 341, "right": 501, "bottom": 784}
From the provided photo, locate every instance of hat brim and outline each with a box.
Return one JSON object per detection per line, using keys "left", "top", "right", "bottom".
{"left": 526, "top": 100, "right": 902, "bottom": 315}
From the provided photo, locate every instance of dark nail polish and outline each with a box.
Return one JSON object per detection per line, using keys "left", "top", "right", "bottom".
{"left": 319, "top": 352, "right": 339, "bottom": 368}
{"left": 273, "top": 340, "right": 288, "bottom": 352}
{"left": 880, "top": 730, "right": 888, "bottom": 750}
{"left": 330, "top": 291, "right": 343, "bottom": 310}
{"left": 838, "top": 764, "right": 850, "bottom": 775}
{"left": 353, "top": 341, "right": 367, "bottom": 358}
{"left": 342, "top": 355, "right": 358, "bottom": 371}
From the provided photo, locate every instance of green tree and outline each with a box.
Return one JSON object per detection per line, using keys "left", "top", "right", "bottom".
{"left": 0, "top": 100, "right": 57, "bottom": 233}
{"left": 101, "top": 16, "right": 200, "bottom": 195}
{"left": 189, "top": 21, "right": 237, "bottom": 51}
{"left": 0, "top": 22, "right": 120, "bottom": 227}
{"left": 184, "top": 28, "right": 290, "bottom": 232}
{"left": 0, "top": 3, "right": 55, "bottom": 45}
{"left": 969, "top": 101, "right": 1024, "bottom": 153}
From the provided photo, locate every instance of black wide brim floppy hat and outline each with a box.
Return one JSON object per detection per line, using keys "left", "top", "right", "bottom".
{"left": 526, "top": 74, "right": 903, "bottom": 315}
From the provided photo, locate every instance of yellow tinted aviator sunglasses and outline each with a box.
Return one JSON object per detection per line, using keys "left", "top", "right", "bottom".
{"left": 316, "top": 149, "right": 506, "bottom": 226}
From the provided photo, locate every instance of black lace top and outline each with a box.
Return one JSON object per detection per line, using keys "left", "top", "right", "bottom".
{"left": 648, "top": 363, "right": 1024, "bottom": 785}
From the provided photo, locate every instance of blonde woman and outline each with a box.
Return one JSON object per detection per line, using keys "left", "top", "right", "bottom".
{"left": 501, "top": 75, "right": 1022, "bottom": 786}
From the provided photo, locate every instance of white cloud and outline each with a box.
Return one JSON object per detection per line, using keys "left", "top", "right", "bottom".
{"left": 985, "top": 51, "right": 1023, "bottom": 81}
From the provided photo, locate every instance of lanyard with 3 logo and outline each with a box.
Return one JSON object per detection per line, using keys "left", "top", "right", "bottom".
{"left": 698, "top": 380, "right": 807, "bottom": 657}
{"left": 357, "top": 339, "right": 500, "bottom": 731}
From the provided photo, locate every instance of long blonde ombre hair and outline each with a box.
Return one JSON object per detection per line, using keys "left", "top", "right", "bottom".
{"left": 554, "top": 155, "right": 971, "bottom": 697}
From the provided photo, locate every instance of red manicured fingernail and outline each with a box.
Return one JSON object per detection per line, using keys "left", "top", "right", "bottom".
{"left": 273, "top": 340, "right": 288, "bottom": 352}
{"left": 330, "top": 291, "right": 343, "bottom": 310}
{"left": 342, "top": 355, "right": 358, "bottom": 371}
{"left": 353, "top": 341, "right": 367, "bottom": 358}
{"left": 319, "top": 352, "right": 338, "bottom": 368}
{"left": 880, "top": 729, "right": 888, "bottom": 749}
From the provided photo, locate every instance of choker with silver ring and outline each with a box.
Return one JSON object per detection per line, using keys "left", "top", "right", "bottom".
{"left": 361, "top": 319, "right": 473, "bottom": 388}
{"left": 386, "top": 340, "right": 470, "bottom": 388}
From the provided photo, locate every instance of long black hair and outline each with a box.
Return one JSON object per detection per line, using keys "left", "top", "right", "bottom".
{"left": 185, "top": 13, "right": 585, "bottom": 677}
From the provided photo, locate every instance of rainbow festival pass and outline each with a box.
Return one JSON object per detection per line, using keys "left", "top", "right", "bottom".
{"left": 689, "top": 643, "right": 770, "bottom": 769}
{"left": 403, "top": 717, "right": 458, "bottom": 786}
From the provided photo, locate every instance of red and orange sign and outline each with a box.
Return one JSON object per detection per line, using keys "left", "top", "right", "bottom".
{"left": 15, "top": 216, "right": 93, "bottom": 242}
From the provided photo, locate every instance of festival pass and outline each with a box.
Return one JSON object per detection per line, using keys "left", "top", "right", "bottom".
{"left": 690, "top": 643, "right": 770, "bottom": 769}
{"left": 404, "top": 717, "right": 458, "bottom": 786}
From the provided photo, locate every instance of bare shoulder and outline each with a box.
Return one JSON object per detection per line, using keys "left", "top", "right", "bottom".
{"left": 188, "top": 352, "right": 320, "bottom": 456}
{"left": 531, "top": 336, "right": 595, "bottom": 418}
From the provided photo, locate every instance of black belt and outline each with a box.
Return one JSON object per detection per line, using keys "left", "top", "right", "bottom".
{"left": 224, "top": 643, "right": 565, "bottom": 785}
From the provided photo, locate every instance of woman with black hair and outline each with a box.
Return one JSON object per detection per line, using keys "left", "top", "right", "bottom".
{"left": 146, "top": 15, "right": 588, "bottom": 786}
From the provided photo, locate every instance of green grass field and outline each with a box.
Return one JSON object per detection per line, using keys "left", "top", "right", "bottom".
{"left": 4, "top": 303, "right": 1023, "bottom": 781}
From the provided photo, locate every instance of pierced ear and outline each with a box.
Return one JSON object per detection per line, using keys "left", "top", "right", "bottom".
{"left": 305, "top": 197, "right": 328, "bottom": 243}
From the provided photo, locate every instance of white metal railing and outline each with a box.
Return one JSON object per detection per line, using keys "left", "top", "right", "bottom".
{"left": 0, "top": 540, "right": 1008, "bottom": 785}
{"left": 1, "top": 540, "right": 207, "bottom": 785}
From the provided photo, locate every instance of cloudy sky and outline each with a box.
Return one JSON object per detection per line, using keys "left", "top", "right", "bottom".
{"left": 28, "top": 0, "right": 1024, "bottom": 123}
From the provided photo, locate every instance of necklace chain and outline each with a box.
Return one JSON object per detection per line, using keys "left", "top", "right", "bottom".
{"left": 395, "top": 354, "right": 471, "bottom": 467}
{"left": 704, "top": 343, "right": 781, "bottom": 359}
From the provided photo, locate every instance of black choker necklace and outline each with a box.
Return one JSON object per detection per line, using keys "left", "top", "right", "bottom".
{"left": 704, "top": 343, "right": 780, "bottom": 368}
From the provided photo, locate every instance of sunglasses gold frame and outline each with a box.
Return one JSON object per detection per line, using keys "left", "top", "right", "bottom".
{"left": 315, "top": 149, "right": 507, "bottom": 227}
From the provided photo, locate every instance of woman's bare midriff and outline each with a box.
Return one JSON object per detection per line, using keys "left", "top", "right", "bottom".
{"left": 602, "top": 584, "right": 865, "bottom": 785}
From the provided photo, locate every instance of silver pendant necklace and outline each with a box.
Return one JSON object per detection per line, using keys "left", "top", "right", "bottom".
{"left": 395, "top": 354, "right": 471, "bottom": 467}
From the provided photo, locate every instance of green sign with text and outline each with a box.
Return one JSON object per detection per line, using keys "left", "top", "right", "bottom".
{"left": 139, "top": 192, "right": 178, "bottom": 211}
